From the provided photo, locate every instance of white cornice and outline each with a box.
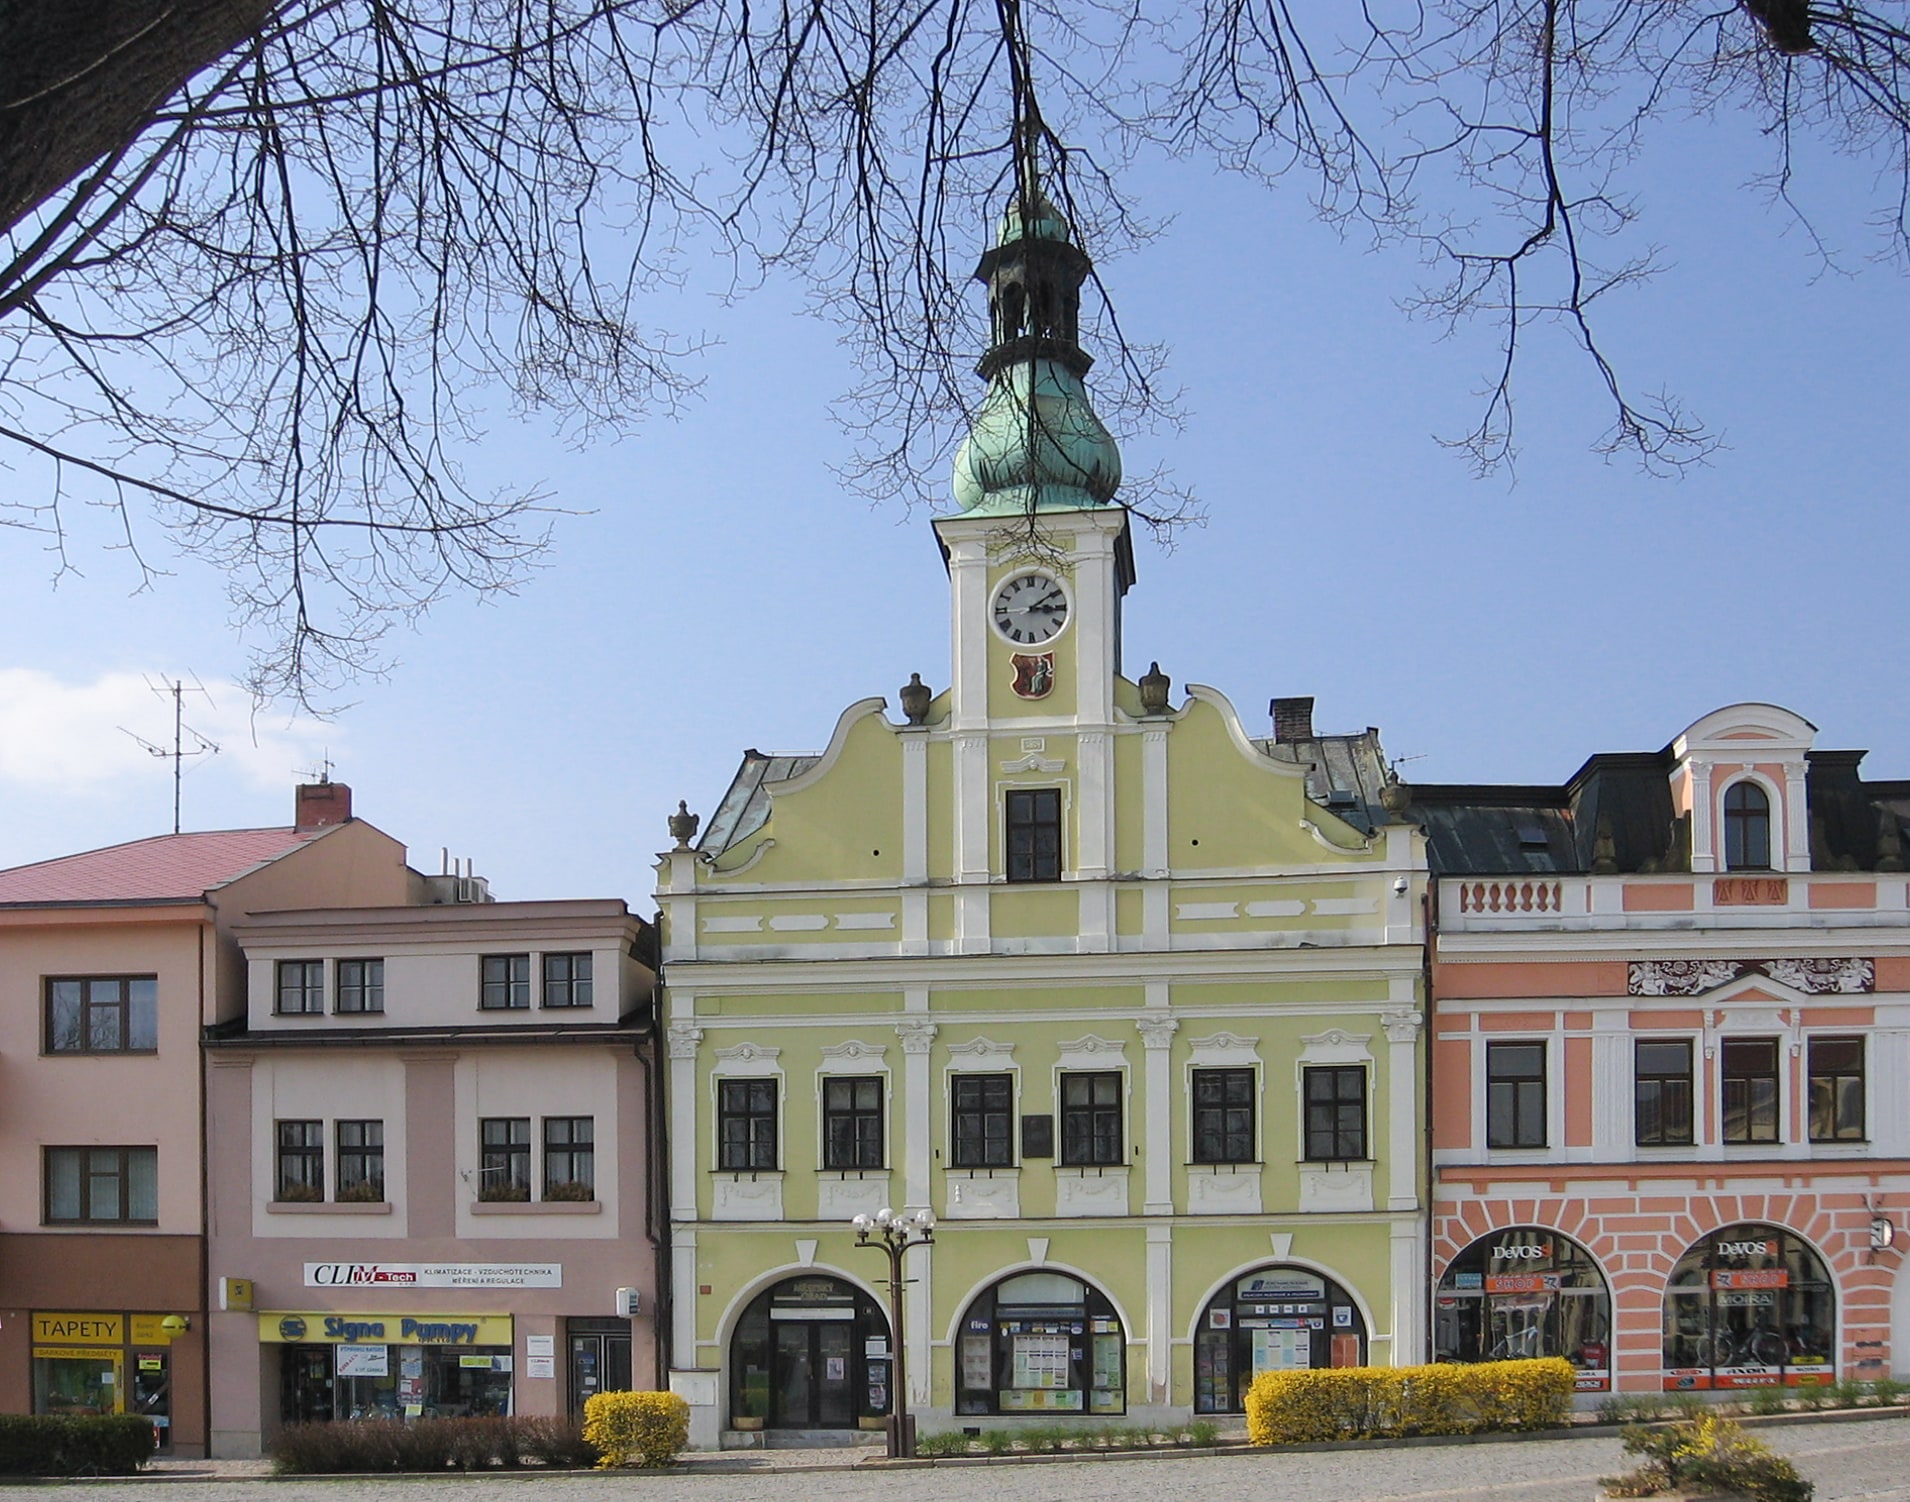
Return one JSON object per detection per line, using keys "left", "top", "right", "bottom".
{"left": 1436, "top": 931, "right": 1910, "bottom": 960}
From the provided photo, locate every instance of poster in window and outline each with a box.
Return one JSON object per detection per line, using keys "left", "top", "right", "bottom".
{"left": 1011, "top": 1334, "right": 1070, "bottom": 1389}
{"left": 1333, "top": 1306, "right": 1354, "bottom": 1329}
{"left": 960, "top": 1334, "right": 993, "bottom": 1390}
{"left": 336, "top": 1344, "right": 389, "bottom": 1378}
{"left": 1251, "top": 1327, "right": 1309, "bottom": 1375}
{"left": 1091, "top": 1333, "right": 1122, "bottom": 1390}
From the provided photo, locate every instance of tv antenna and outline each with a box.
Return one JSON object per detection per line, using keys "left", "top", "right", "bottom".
{"left": 121, "top": 677, "right": 220, "bottom": 834}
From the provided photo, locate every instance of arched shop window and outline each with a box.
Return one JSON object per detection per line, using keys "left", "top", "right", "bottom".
{"left": 1663, "top": 1225, "right": 1834, "bottom": 1391}
{"left": 955, "top": 1271, "right": 1125, "bottom": 1415}
{"left": 729, "top": 1276, "right": 891, "bottom": 1430}
{"left": 1195, "top": 1266, "right": 1367, "bottom": 1413}
{"left": 1435, "top": 1228, "right": 1612, "bottom": 1392}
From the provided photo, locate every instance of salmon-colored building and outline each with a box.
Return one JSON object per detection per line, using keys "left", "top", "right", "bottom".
{"left": 1419, "top": 705, "right": 1910, "bottom": 1396}
{"left": 0, "top": 783, "right": 413, "bottom": 1455}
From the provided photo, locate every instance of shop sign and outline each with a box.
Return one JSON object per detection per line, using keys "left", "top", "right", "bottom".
{"left": 258, "top": 1313, "right": 515, "bottom": 1345}
{"left": 1491, "top": 1242, "right": 1553, "bottom": 1260}
{"left": 1712, "top": 1269, "right": 1787, "bottom": 1290}
{"left": 32, "top": 1314, "right": 122, "bottom": 1345}
{"left": 304, "top": 1262, "right": 559, "bottom": 1289}
{"left": 1236, "top": 1271, "right": 1326, "bottom": 1301}
{"left": 1484, "top": 1274, "right": 1562, "bottom": 1295}
{"left": 129, "top": 1316, "right": 179, "bottom": 1345}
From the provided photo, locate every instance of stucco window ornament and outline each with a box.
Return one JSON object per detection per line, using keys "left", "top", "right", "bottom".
{"left": 1629, "top": 957, "right": 1875, "bottom": 997}
{"left": 1629, "top": 959, "right": 1743, "bottom": 997}
{"left": 714, "top": 1042, "right": 781, "bottom": 1063}
{"left": 1764, "top": 957, "right": 1874, "bottom": 994}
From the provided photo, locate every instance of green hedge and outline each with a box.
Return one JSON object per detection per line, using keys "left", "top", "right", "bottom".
{"left": 268, "top": 1416, "right": 595, "bottom": 1473}
{"left": 0, "top": 1414, "right": 153, "bottom": 1476}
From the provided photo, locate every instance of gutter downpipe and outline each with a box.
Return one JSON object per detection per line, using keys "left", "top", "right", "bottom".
{"left": 1422, "top": 876, "right": 1438, "bottom": 1366}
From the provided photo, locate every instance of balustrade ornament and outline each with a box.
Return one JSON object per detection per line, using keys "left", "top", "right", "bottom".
{"left": 1456, "top": 879, "right": 1561, "bottom": 914}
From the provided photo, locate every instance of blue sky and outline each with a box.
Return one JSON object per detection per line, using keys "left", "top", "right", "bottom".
{"left": 2, "top": 103, "right": 1905, "bottom": 902}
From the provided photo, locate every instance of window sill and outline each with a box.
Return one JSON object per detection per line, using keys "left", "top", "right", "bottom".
{"left": 1189, "top": 1160, "right": 1264, "bottom": 1170}
{"left": 43, "top": 1049, "right": 159, "bottom": 1058}
{"left": 711, "top": 1169, "right": 785, "bottom": 1179}
{"left": 268, "top": 1200, "right": 393, "bottom": 1215}
{"left": 1294, "top": 1157, "right": 1373, "bottom": 1167}
{"left": 42, "top": 1222, "right": 159, "bottom": 1232}
{"left": 470, "top": 1199, "right": 601, "bottom": 1215}
{"left": 818, "top": 1168, "right": 889, "bottom": 1179}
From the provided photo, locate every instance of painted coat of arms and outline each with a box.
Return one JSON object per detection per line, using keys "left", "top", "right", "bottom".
{"left": 1010, "top": 652, "right": 1054, "bottom": 700}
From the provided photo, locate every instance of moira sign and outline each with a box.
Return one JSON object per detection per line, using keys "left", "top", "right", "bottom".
{"left": 304, "top": 1263, "right": 561, "bottom": 1289}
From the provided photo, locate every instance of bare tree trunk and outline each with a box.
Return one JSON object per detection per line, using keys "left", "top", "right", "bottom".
{"left": 0, "top": 0, "right": 270, "bottom": 234}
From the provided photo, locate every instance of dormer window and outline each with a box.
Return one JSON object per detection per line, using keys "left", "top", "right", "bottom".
{"left": 1723, "top": 782, "right": 1772, "bottom": 870}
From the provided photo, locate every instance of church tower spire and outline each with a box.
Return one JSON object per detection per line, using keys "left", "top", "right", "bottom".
{"left": 950, "top": 162, "right": 1123, "bottom": 515}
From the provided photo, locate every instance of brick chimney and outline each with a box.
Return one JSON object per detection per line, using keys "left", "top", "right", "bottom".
{"left": 295, "top": 781, "right": 353, "bottom": 831}
{"left": 1270, "top": 696, "right": 1315, "bottom": 743}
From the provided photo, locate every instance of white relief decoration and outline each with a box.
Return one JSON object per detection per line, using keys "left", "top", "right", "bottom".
{"left": 795, "top": 1239, "right": 818, "bottom": 1267}
{"left": 947, "top": 1036, "right": 1015, "bottom": 1060}
{"left": 666, "top": 1025, "right": 704, "bottom": 1060}
{"left": 1054, "top": 1167, "right": 1130, "bottom": 1218}
{"left": 702, "top": 915, "right": 763, "bottom": 933}
{"left": 1299, "top": 1029, "right": 1373, "bottom": 1065}
{"left": 834, "top": 913, "right": 897, "bottom": 931}
{"left": 714, "top": 1042, "right": 781, "bottom": 1063}
{"left": 1175, "top": 902, "right": 1239, "bottom": 921}
{"left": 1027, "top": 1237, "right": 1050, "bottom": 1265}
{"left": 1057, "top": 1033, "right": 1127, "bottom": 1066}
{"left": 1187, "top": 1170, "right": 1263, "bottom": 1216}
{"left": 945, "top": 1173, "right": 1021, "bottom": 1220}
{"left": 1629, "top": 960, "right": 1740, "bottom": 996}
{"left": 1380, "top": 1009, "right": 1424, "bottom": 1044}
{"left": 817, "top": 1177, "right": 891, "bottom": 1220}
{"left": 1135, "top": 1016, "right": 1180, "bottom": 1051}
{"left": 1765, "top": 958, "right": 1874, "bottom": 994}
{"left": 712, "top": 1176, "right": 784, "bottom": 1222}
{"left": 767, "top": 914, "right": 828, "bottom": 931}
{"left": 895, "top": 1021, "right": 939, "bottom": 1055}
{"left": 1244, "top": 900, "right": 1307, "bottom": 918}
{"left": 1297, "top": 1162, "right": 1375, "bottom": 1214}
{"left": 1312, "top": 897, "right": 1379, "bottom": 916}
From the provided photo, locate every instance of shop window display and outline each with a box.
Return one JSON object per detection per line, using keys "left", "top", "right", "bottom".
{"left": 1662, "top": 1224, "right": 1834, "bottom": 1391}
{"left": 1195, "top": 1266, "right": 1366, "bottom": 1413}
{"left": 1435, "top": 1229, "right": 1611, "bottom": 1391}
{"left": 955, "top": 1271, "right": 1125, "bottom": 1416}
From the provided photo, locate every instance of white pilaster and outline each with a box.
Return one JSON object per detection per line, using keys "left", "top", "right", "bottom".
{"left": 667, "top": 1023, "right": 703, "bottom": 1222}
{"left": 1591, "top": 1008, "right": 1632, "bottom": 1158}
{"left": 671, "top": 1225, "right": 700, "bottom": 1366}
{"left": 901, "top": 729, "right": 930, "bottom": 954}
{"left": 1381, "top": 1003, "right": 1421, "bottom": 1212}
{"left": 897, "top": 1021, "right": 938, "bottom": 1213}
{"left": 1389, "top": 1218, "right": 1426, "bottom": 1365}
{"left": 1137, "top": 1015, "right": 1178, "bottom": 1215}
{"left": 1146, "top": 1225, "right": 1173, "bottom": 1402}
{"left": 1142, "top": 726, "right": 1170, "bottom": 948}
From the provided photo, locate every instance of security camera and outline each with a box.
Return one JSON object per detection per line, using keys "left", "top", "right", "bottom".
{"left": 1392, "top": 876, "right": 1409, "bottom": 895}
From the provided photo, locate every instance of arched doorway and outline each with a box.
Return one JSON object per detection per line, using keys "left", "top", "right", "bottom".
{"left": 1663, "top": 1224, "right": 1834, "bottom": 1391}
{"left": 1194, "top": 1265, "right": 1367, "bottom": 1413}
{"left": 729, "top": 1275, "right": 890, "bottom": 1430}
{"left": 954, "top": 1270, "right": 1125, "bottom": 1416}
{"left": 1435, "top": 1228, "right": 1612, "bottom": 1391}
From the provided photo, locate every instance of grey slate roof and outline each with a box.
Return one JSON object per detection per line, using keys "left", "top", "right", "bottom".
{"left": 700, "top": 750, "right": 820, "bottom": 857}
{"left": 1253, "top": 730, "right": 1392, "bottom": 837}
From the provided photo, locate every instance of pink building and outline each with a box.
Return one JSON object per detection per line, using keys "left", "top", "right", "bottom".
{"left": 1420, "top": 705, "right": 1910, "bottom": 1396}
{"left": 202, "top": 837, "right": 662, "bottom": 1455}
{"left": 0, "top": 783, "right": 414, "bottom": 1455}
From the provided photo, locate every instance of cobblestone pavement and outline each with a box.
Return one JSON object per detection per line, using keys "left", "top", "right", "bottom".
{"left": 87, "top": 1417, "right": 1910, "bottom": 1501}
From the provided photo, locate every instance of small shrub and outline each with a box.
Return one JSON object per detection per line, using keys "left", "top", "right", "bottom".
{"left": 1869, "top": 1376, "right": 1908, "bottom": 1408}
{"left": 1187, "top": 1419, "right": 1220, "bottom": 1446}
{"left": 583, "top": 1390, "right": 689, "bottom": 1469}
{"left": 1827, "top": 1377, "right": 1869, "bottom": 1410}
{"left": 517, "top": 1416, "right": 597, "bottom": 1468}
{"left": 913, "top": 1431, "right": 971, "bottom": 1457}
{"left": 0, "top": 1414, "right": 152, "bottom": 1476}
{"left": 1747, "top": 1385, "right": 1789, "bottom": 1417}
{"left": 268, "top": 1416, "right": 593, "bottom": 1474}
{"left": 981, "top": 1427, "right": 1013, "bottom": 1455}
{"left": 1246, "top": 1358, "right": 1574, "bottom": 1445}
{"left": 1603, "top": 1413, "right": 1812, "bottom": 1502}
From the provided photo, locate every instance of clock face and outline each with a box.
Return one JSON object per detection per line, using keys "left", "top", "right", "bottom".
{"left": 992, "top": 571, "right": 1070, "bottom": 645}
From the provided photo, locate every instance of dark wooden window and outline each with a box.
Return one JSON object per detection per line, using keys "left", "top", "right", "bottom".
{"left": 822, "top": 1078, "right": 885, "bottom": 1169}
{"left": 336, "top": 1120, "right": 384, "bottom": 1200}
{"left": 480, "top": 954, "right": 531, "bottom": 1010}
{"left": 1486, "top": 1042, "right": 1546, "bottom": 1149}
{"left": 480, "top": 1117, "right": 532, "bottom": 1199}
{"left": 544, "top": 1116, "right": 595, "bottom": 1197}
{"left": 44, "top": 1147, "right": 157, "bottom": 1224}
{"left": 1721, "top": 1038, "right": 1780, "bottom": 1144}
{"left": 1723, "top": 781, "right": 1772, "bottom": 870}
{"left": 276, "top": 960, "right": 324, "bottom": 1015}
{"left": 1060, "top": 1071, "right": 1123, "bottom": 1165}
{"left": 1807, "top": 1037, "right": 1865, "bottom": 1142}
{"left": 952, "top": 1074, "right": 1014, "bottom": 1168}
{"left": 1192, "top": 1068, "right": 1257, "bottom": 1163}
{"left": 542, "top": 952, "right": 593, "bottom": 1009}
{"left": 1303, "top": 1066, "right": 1367, "bottom": 1161}
{"left": 1005, "top": 787, "right": 1062, "bottom": 882}
{"left": 1635, "top": 1039, "right": 1695, "bottom": 1146}
{"left": 275, "top": 1120, "right": 325, "bottom": 1200}
{"left": 718, "top": 1079, "right": 779, "bottom": 1170}
{"left": 335, "top": 959, "right": 384, "bottom": 1014}
{"left": 46, "top": 976, "right": 157, "bottom": 1052}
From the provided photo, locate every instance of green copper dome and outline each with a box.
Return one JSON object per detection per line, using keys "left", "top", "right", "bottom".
{"left": 952, "top": 183, "right": 1122, "bottom": 514}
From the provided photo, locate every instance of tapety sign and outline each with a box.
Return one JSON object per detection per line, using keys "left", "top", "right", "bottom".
{"left": 304, "top": 1263, "right": 560, "bottom": 1289}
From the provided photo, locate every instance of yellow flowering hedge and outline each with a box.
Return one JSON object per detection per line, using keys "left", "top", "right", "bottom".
{"left": 582, "top": 1390, "right": 690, "bottom": 1468}
{"left": 1246, "top": 1358, "right": 1575, "bottom": 1445}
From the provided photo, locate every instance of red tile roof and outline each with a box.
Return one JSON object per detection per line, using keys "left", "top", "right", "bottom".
{"left": 0, "top": 827, "right": 324, "bottom": 906}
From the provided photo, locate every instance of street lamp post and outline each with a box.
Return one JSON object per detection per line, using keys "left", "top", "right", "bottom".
{"left": 852, "top": 1205, "right": 934, "bottom": 1458}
